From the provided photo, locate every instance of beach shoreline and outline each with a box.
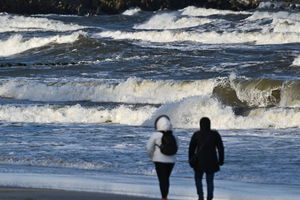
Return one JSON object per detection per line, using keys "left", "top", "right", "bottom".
{"left": 0, "top": 187, "right": 158, "bottom": 200}
{"left": 1, "top": 172, "right": 300, "bottom": 200}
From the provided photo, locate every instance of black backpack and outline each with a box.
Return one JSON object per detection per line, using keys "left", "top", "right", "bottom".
{"left": 159, "top": 132, "right": 178, "bottom": 156}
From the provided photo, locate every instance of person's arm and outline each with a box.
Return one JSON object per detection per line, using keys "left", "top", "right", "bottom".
{"left": 216, "top": 132, "right": 224, "bottom": 165}
{"left": 188, "top": 133, "right": 197, "bottom": 161}
{"left": 146, "top": 133, "right": 157, "bottom": 158}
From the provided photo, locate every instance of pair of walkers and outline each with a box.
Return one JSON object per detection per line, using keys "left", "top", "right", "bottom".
{"left": 147, "top": 115, "right": 224, "bottom": 200}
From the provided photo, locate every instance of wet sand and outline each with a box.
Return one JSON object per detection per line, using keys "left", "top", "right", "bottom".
{"left": 0, "top": 187, "right": 158, "bottom": 200}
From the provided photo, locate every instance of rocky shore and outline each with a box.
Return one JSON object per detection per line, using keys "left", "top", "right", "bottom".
{"left": 0, "top": 0, "right": 299, "bottom": 15}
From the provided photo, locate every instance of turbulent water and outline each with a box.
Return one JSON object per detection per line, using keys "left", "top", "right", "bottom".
{"left": 0, "top": 4, "right": 300, "bottom": 188}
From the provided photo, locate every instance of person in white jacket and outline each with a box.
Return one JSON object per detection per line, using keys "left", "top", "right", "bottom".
{"left": 147, "top": 115, "right": 178, "bottom": 200}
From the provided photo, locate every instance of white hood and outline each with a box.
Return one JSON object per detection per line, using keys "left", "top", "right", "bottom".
{"left": 156, "top": 117, "right": 172, "bottom": 131}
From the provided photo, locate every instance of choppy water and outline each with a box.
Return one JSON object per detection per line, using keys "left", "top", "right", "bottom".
{"left": 0, "top": 4, "right": 300, "bottom": 188}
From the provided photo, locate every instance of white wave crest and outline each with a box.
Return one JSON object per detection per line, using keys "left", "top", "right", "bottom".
{"left": 0, "top": 104, "right": 156, "bottom": 125}
{"left": 1, "top": 95, "right": 300, "bottom": 129}
{"left": 143, "top": 95, "right": 235, "bottom": 129}
{"left": 134, "top": 13, "right": 211, "bottom": 30}
{"left": 0, "top": 77, "right": 216, "bottom": 104}
{"left": 280, "top": 81, "right": 300, "bottom": 107}
{"left": 258, "top": 1, "right": 283, "bottom": 9}
{"left": 0, "top": 14, "right": 85, "bottom": 33}
{"left": 97, "top": 29, "right": 300, "bottom": 45}
{"left": 0, "top": 157, "right": 112, "bottom": 171}
{"left": 0, "top": 31, "right": 84, "bottom": 57}
{"left": 122, "top": 7, "right": 141, "bottom": 16}
{"left": 180, "top": 6, "right": 250, "bottom": 17}
{"left": 292, "top": 55, "right": 300, "bottom": 66}
{"left": 230, "top": 80, "right": 281, "bottom": 107}
{"left": 143, "top": 96, "right": 300, "bottom": 129}
{"left": 247, "top": 11, "right": 300, "bottom": 34}
{"left": 247, "top": 11, "right": 300, "bottom": 22}
{"left": 272, "top": 19, "right": 300, "bottom": 33}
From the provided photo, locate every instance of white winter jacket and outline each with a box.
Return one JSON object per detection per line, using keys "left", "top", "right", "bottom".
{"left": 146, "top": 132, "right": 178, "bottom": 163}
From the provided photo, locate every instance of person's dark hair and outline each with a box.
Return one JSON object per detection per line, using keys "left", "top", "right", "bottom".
{"left": 154, "top": 115, "right": 170, "bottom": 130}
{"left": 200, "top": 117, "right": 211, "bottom": 131}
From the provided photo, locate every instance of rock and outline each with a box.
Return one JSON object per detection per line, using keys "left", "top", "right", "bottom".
{"left": 4, "top": 0, "right": 295, "bottom": 15}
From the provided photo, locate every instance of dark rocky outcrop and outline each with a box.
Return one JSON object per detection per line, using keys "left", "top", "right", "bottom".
{"left": 0, "top": 0, "right": 296, "bottom": 16}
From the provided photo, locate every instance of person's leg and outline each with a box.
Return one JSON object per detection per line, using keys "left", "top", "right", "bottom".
{"left": 155, "top": 162, "right": 174, "bottom": 199}
{"left": 194, "top": 170, "right": 204, "bottom": 200}
{"left": 206, "top": 172, "right": 215, "bottom": 200}
{"left": 164, "top": 163, "right": 174, "bottom": 199}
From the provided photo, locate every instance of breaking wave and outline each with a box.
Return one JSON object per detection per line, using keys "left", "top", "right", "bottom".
{"left": 134, "top": 13, "right": 212, "bottom": 30}
{"left": 97, "top": 29, "right": 300, "bottom": 45}
{"left": 1, "top": 97, "right": 300, "bottom": 129}
{"left": 0, "top": 14, "right": 85, "bottom": 33}
{"left": 0, "top": 78, "right": 216, "bottom": 104}
{"left": 0, "top": 31, "right": 85, "bottom": 57}
{"left": 1, "top": 77, "right": 300, "bottom": 107}
{"left": 247, "top": 11, "right": 300, "bottom": 21}
{"left": 1, "top": 77, "right": 300, "bottom": 129}
{"left": 143, "top": 96, "right": 300, "bottom": 129}
{"left": 292, "top": 55, "right": 300, "bottom": 66}
{"left": 180, "top": 6, "right": 250, "bottom": 16}
{"left": 0, "top": 104, "right": 156, "bottom": 125}
{"left": 98, "top": 8, "right": 300, "bottom": 45}
{"left": 122, "top": 7, "right": 141, "bottom": 16}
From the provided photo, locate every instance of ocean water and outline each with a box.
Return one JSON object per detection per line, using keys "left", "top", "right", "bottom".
{"left": 0, "top": 4, "right": 300, "bottom": 198}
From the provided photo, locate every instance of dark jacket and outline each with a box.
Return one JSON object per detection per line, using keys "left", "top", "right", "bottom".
{"left": 189, "top": 130, "right": 224, "bottom": 173}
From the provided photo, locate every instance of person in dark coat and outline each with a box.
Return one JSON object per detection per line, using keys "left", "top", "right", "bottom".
{"left": 188, "top": 117, "right": 224, "bottom": 200}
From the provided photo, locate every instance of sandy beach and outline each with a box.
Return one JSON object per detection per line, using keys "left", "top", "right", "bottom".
{"left": 0, "top": 187, "right": 158, "bottom": 200}
{"left": 1, "top": 172, "right": 300, "bottom": 200}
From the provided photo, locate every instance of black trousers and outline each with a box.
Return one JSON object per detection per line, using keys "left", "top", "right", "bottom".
{"left": 154, "top": 162, "right": 175, "bottom": 199}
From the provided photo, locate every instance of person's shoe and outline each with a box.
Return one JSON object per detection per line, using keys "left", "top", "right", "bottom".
{"left": 161, "top": 198, "right": 168, "bottom": 200}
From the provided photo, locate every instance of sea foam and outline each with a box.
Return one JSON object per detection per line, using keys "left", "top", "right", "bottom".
{"left": 144, "top": 95, "right": 300, "bottom": 129}
{"left": 0, "top": 78, "right": 216, "bottom": 104}
{"left": 0, "top": 104, "right": 156, "bottom": 125}
{"left": 292, "top": 55, "right": 300, "bottom": 66}
{"left": 247, "top": 11, "right": 300, "bottom": 22}
{"left": 0, "top": 14, "right": 85, "bottom": 33}
{"left": 0, "top": 95, "right": 300, "bottom": 129}
{"left": 0, "top": 31, "right": 84, "bottom": 57}
{"left": 122, "top": 7, "right": 141, "bottom": 16}
{"left": 1, "top": 77, "right": 300, "bottom": 107}
{"left": 97, "top": 29, "right": 300, "bottom": 45}
{"left": 1, "top": 77, "right": 300, "bottom": 129}
{"left": 134, "top": 13, "right": 212, "bottom": 30}
{"left": 180, "top": 6, "right": 250, "bottom": 16}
